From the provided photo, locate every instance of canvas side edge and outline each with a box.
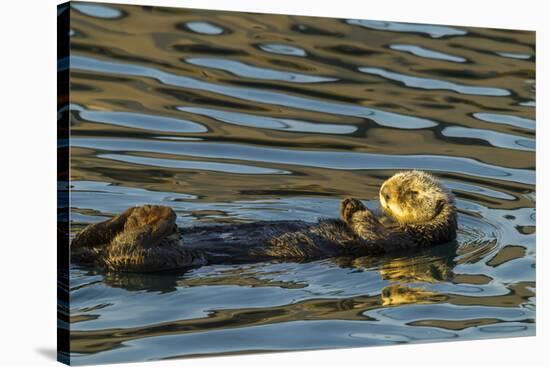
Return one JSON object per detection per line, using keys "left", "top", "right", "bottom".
{"left": 57, "top": 1, "right": 71, "bottom": 365}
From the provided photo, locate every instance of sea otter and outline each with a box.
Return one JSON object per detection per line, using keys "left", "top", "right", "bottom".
{"left": 70, "top": 170, "right": 457, "bottom": 272}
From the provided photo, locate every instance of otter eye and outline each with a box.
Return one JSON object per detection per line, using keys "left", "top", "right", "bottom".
{"left": 410, "top": 190, "right": 418, "bottom": 198}
{"left": 381, "top": 186, "right": 390, "bottom": 201}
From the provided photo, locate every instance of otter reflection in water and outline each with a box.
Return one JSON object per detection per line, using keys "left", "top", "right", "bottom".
{"left": 344, "top": 241, "right": 458, "bottom": 306}
{"left": 71, "top": 170, "right": 458, "bottom": 272}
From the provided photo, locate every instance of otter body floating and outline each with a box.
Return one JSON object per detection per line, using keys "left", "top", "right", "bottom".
{"left": 71, "top": 170, "right": 457, "bottom": 272}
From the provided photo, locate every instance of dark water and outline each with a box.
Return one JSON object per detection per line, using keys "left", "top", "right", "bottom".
{"left": 64, "top": 2, "right": 535, "bottom": 365}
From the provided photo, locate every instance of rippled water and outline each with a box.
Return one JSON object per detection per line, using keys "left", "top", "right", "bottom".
{"left": 61, "top": 2, "right": 535, "bottom": 365}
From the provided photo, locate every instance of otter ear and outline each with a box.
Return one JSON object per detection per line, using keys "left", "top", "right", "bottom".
{"left": 434, "top": 199, "right": 445, "bottom": 216}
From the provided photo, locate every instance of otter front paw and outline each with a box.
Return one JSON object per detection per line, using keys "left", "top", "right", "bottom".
{"left": 340, "top": 197, "right": 366, "bottom": 223}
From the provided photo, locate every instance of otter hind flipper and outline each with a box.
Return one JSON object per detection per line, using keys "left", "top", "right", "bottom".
{"left": 71, "top": 206, "right": 137, "bottom": 251}
{"left": 71, "top": 205, "right": 205, "bottom": 272}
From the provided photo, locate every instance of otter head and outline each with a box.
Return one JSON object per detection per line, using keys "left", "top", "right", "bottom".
{"left": 379, "top": 170, "right": 452, "bottom": 224}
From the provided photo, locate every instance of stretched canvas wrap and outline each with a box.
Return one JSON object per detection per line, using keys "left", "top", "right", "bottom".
{"left": 57, "top": 1, "right": 536, "bottom": 365}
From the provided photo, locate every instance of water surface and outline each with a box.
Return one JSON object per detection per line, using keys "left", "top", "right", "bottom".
{"left": 63, "top": 2, "right": 535, "bottom": 364}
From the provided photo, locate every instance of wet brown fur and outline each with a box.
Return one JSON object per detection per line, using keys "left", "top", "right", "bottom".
{"left": 71, "top": 170, "right": 457, "bottom": 272}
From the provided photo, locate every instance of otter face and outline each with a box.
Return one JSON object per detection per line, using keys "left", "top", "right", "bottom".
{"left": 379, "top": 170, "right": 450, "bottom": 224}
